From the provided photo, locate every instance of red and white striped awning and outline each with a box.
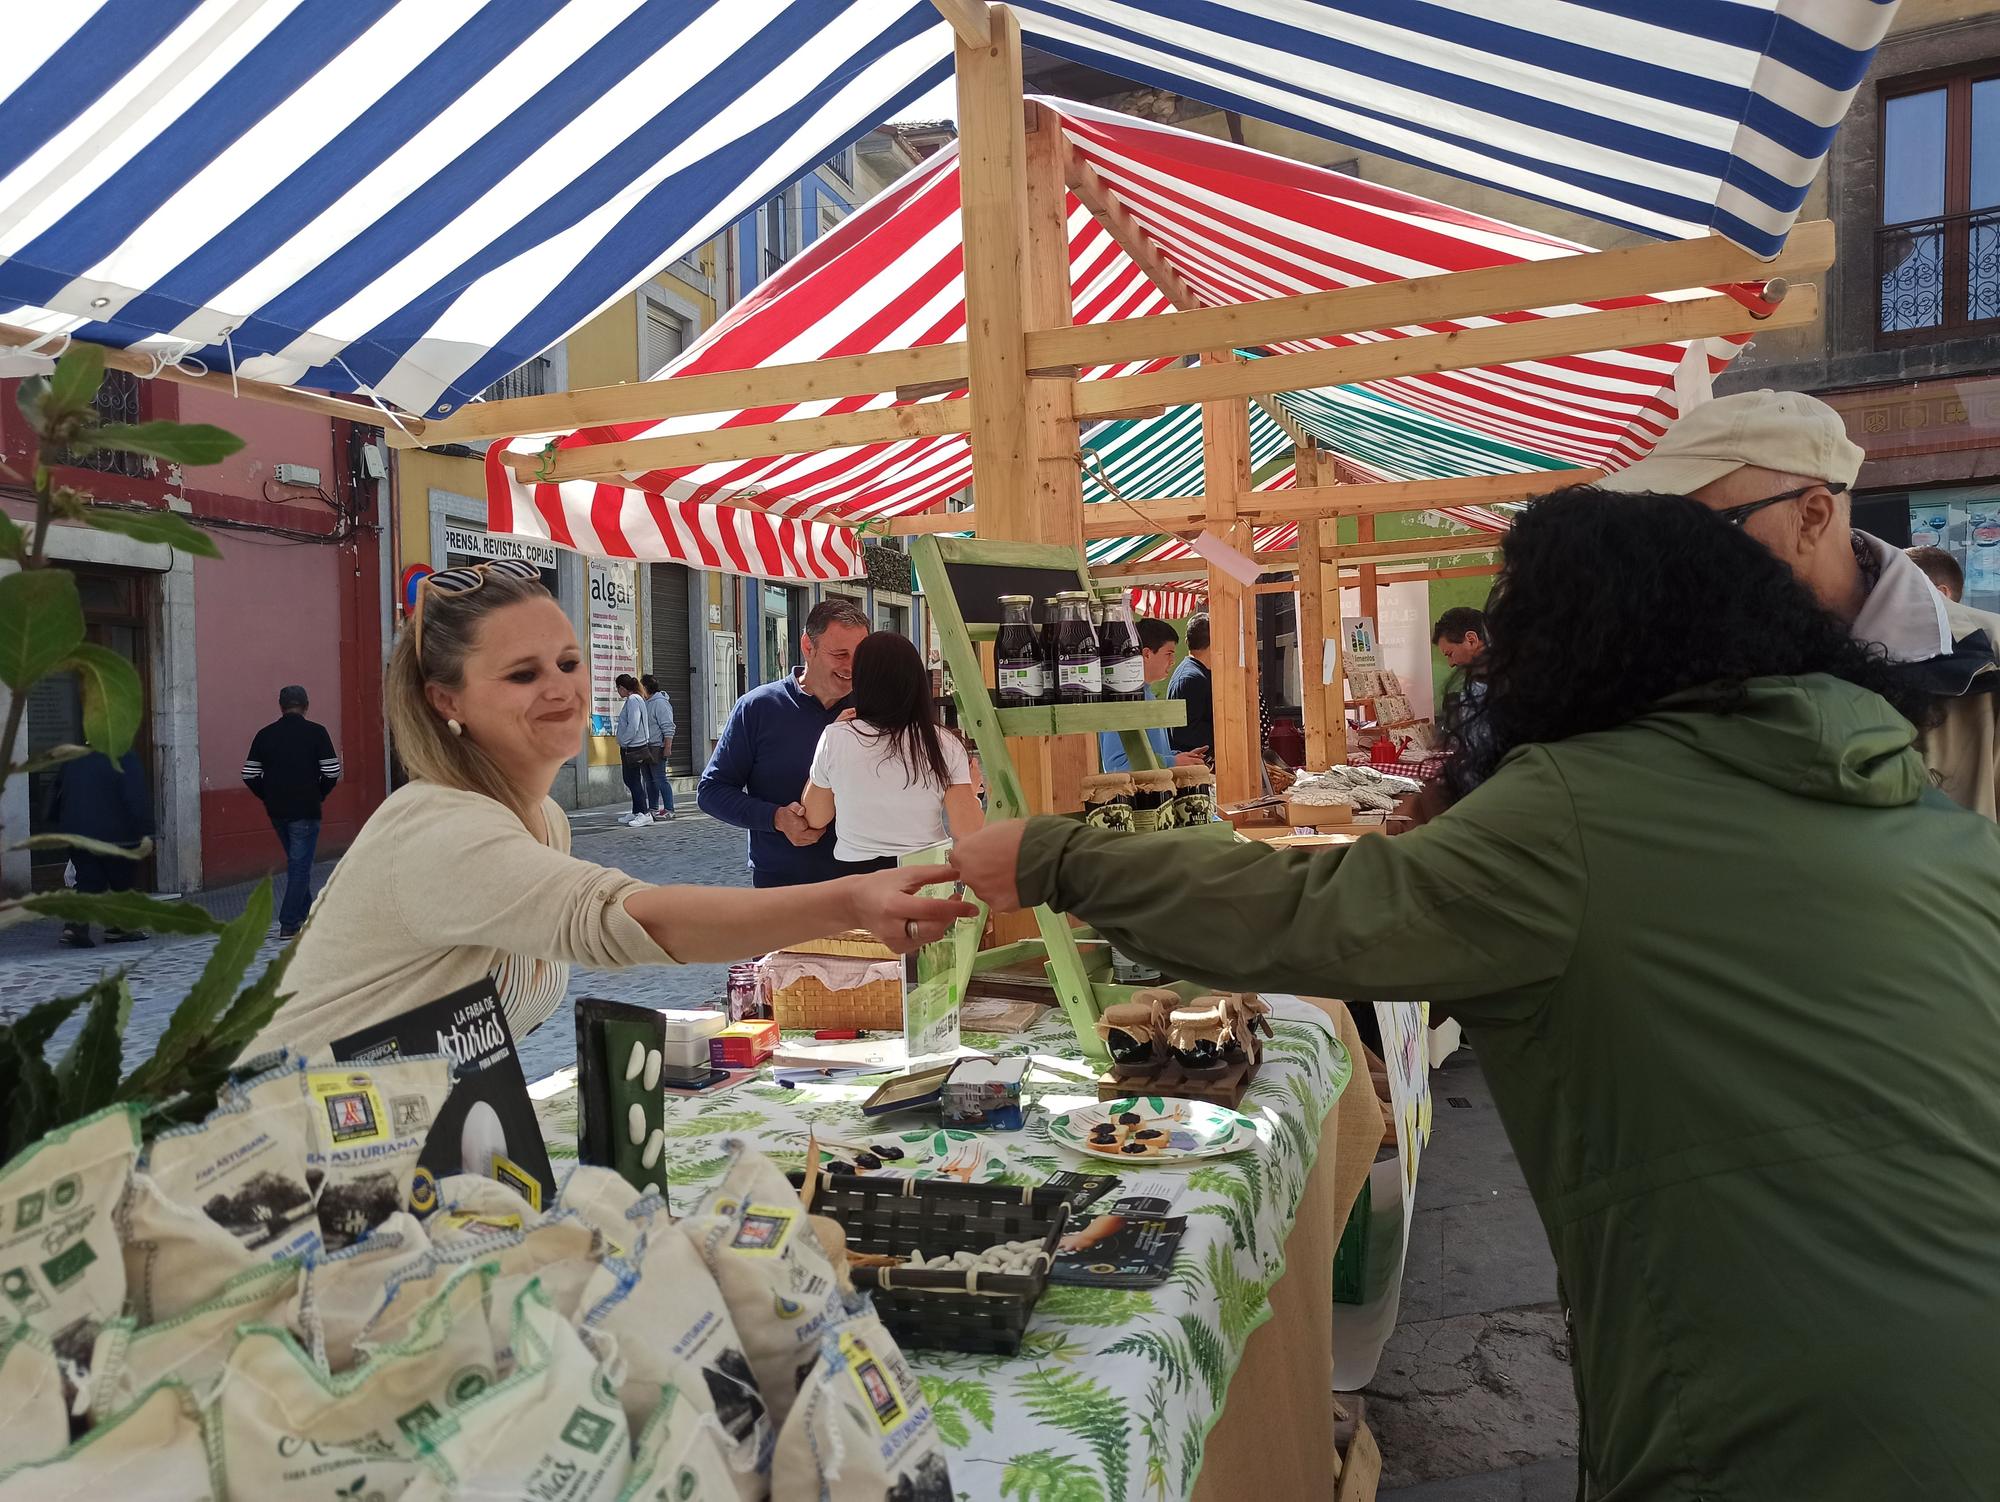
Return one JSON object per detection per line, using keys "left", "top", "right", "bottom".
{"left": 489, "top": 98, "right": 1747, "bottom": 578}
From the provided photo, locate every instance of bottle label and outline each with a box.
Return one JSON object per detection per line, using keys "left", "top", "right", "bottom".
{"left": 1058, "top": 656, "right": 1103, "bottom": 694}
{"left": 998, "top": 662, "right": 1046, "bottom": 697}
{"left": 1104, "top": 656, "right": 1146, "bottom": 694}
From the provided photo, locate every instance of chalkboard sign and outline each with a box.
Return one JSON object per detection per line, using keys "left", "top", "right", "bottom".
{"left": 937, "top": 560, "right": 1086, "bottom": 625}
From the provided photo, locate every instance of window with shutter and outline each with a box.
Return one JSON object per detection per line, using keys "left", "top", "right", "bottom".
{"left": 641, "top": 300, "right": 689, "bottom": 378}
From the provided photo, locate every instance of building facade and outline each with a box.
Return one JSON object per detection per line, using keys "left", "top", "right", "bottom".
{"left": 389, "top": 126, "right": 939, "bottom": 813}
{"left": 0, "top": 374, "right": 390, "bottom": 896}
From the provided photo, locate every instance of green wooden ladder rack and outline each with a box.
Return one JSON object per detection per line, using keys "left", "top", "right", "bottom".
{"left": 910, "top": 534, "right": 1194, "bottom": 1063}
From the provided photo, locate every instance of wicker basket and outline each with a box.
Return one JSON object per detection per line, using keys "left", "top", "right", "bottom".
{"left": 784, "top": 929, "right": 897, "bottom": 960}
{"left": 769, "top": 973, "right": 905, "bottom": 1032}
{"left": 792, "top": 1173, "right": 1071, "bottom": 1354}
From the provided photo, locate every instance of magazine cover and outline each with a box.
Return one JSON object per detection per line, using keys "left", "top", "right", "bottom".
{"left": 332, "top": 977, "right": 557, "bottom": 1214}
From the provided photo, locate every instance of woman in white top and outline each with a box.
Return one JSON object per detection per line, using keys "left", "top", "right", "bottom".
{"left": 802, "top": 631, "right": 984, "bottom": 872}
{"left": 254, "top": 562, "right": 973, "bottom": 1056}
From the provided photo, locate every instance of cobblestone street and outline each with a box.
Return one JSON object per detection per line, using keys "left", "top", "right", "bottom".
{"left": 0, "top": 807, "right": 753, "bottom": 1085}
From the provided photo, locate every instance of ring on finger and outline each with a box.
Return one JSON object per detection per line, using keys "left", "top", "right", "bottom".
{"left": 904, "top": 918, "right": 920, "bottom": 942}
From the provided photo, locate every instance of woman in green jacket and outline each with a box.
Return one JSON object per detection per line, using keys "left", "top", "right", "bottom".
{"left": 952, "top": 489, "right": 2000, "bottom": 1502}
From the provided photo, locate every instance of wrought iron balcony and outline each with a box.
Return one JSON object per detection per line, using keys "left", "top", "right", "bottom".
{"left": 1878, "top": 207, "right": 2000, "bottom": 337}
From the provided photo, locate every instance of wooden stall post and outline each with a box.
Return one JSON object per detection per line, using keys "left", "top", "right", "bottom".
{"left": 1201, "top": 353, "right": 1260, "bottom": 806}
{"left": 1294, "top": 443, "right": 1348, "bottom": 770}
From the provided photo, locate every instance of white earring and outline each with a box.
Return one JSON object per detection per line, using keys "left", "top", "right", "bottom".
{"left": 447, "top": 719, "right": 463, "bottom": 737}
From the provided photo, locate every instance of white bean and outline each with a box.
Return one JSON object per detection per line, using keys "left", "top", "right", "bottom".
{"left": 625, "top": 1041, "right": 646, "bottom": 1081}
{"left": 641, "top": 1128, "right": 665, "bottom": 1169}
{"left": 627, "top": 1103, "right": 647, "bottom": 1145}
{"left": 643, "top": 1049, "right": 662, "bottom": 1091}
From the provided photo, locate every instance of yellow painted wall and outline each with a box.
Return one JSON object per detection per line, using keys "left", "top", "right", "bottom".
{"left": 394, "top": 448, "right": 486, "bottom": 571}
{"left": 567, "top": 299, "right": 638, "bottom": 390}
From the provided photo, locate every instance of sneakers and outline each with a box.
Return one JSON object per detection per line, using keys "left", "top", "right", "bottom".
{"left": 102, "top": 928, "right": 148, "bottom": 944}
{"left": 651, "top": 808, "right": 676, "bottom": 821}
{"left": 58, "top": 924, "right": 94, "bottom": 949}
{"left": 615, "top": 812, "right": 642, "bottom": 826}
{"left": 627, "top": 813, "right": 653, "bottom": 828}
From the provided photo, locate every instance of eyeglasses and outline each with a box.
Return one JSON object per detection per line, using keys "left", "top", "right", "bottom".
{"left": 411, "top": 558, "right": 543, "bottom": 658}
{"left": 1712, "top": 481, "right": 1847, "bottom": 528}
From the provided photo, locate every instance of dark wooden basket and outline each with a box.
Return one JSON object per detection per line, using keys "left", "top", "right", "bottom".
{"left": 790, "top": 1172, "right": 1071, "bottom": 1354}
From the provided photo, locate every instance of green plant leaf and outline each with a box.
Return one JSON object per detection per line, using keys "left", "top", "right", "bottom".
{"left": 0, "top": 569, "right": 84, "bottom": 689}
{"left": 8, "top": 742, "right": 89, "bottom": 777}
{"left": 46, "top": 343, "right": 106, "bottom": 418}
{"left": 15, "top": 375, "right": 48, "bottom": 433}
{"left": 63, "top": 642, "right": 143, "bottom": 757}
{"left": 5, "top": 1026, "right": 61, "bottom": 1162}
{"left": 0, "top": 511, "right": 23, "bottom": 562}
{"left": 118, "top": 882, "right": 270, "bottom": 1101}
{"left": 80, "top": 505, "right": 222, "bottom": 558}
{"left": 24, "top": 889, "right": 225, "bottom": 936}
{"left": 0, "top": 982, "right": 96, "bottom": 1053}
{"left": 55, "top": 975, "right": 132, "bottom": 1119}
{"left": 11, "top": 833, "right": 152, "bottom": 861}
{"left": 89, "top": 421, "right": 244, "bottom": 468}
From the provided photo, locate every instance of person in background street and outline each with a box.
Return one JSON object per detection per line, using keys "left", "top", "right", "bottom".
{"left": 699, "top": 597, "right": 868, "bottom": 886}
{"left": 252, "top": 561, "right": 971, "bottom": 1056}
{"left": 1600, "top": 389, "right": 2000, "bottom": 818}
{"left": 640, "top": 673, "right": 677, "bottom": 820}
{"left": 1908, "top": 545, "right": 1964, "bottom": 603}
{"left": 1100, "top": 617, "right": 1197, "bottom": 773}
{"left": 1432, "top": 607, "right": 1494, "bottom": 800}
{"left": 242, "top": 684, "right": 340, "bottom": 939}
{"left": 802, "top": 632, "right": 983, "bottom": 872}
{"left": 1165, "top": 614, "right": 1213, "bottom": 759}
{"left": 948, "top": 488, "right": 2000, "bottom": 1502}
{"left": 612, "top": 674, "right": 660, "bottom": 828}
{"left": 48, "top": 748, "right": 153, "bottom": 947}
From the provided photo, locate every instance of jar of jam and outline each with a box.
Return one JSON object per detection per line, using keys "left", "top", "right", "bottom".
{"left": 1097, "top": 590, "right": 1145, "bottom": 701}
{"left": 994, "top": 594, "right": 1044, "bottom": 708}
{"left": 1052, "top": 592, "right": 1102, "bottom": 703}
{"left": 1081, "top": 772, "right": 1136, "bottom": 831}
{"left": 1037, "top": 598, "right": 1063, "bottom": 707}
{"left": 726, "top": 962, "right": 769, "bottom": 1022}
{"left": 1171, "top": 764, "right": 1215, "bottom": 826}
{"left": 1129, "top": 768, "right": 1175, "bottom": 832}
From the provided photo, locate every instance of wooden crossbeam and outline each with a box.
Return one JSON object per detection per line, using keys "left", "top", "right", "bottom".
{"left": 1073, "top": 283, "right": 1821, "bottom": 417}
{"left": 929, "top": 0, "right": 990, "bottom": 46}
{"left": 502, "top": 400, "right": 970, "bottom": 483}
{"left": 1091, "top": 530, "right": 1497, "bottom": 581}
{"left": 1064, "top": 148, "right": 1206, "bottom": 316}
{"left": 1027, "top": 219, "right": 1832, "bottom": 374}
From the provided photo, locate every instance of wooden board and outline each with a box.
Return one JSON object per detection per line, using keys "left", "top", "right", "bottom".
{"left": 1098, "top": 1058, "right": 1256, "bottom": 1110}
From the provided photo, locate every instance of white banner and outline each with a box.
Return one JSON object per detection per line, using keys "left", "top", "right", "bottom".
{"left": 588, "top": 559, "right": 639, "bottom": 734}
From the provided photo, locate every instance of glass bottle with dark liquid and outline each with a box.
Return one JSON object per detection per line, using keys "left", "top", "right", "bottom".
{"left": 993, "top": 594, "right": 1044, "bottom": 708}
{"left": 1053, "top": 591, "right": 1102, "bottom": 703}
{"left": 1037, "top": 597, "right": 1063, "bottom": 706}
{"left": 1097, "top": 590, "right": 1145, "bottom": 701}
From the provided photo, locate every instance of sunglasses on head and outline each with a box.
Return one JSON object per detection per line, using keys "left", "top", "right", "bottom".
{"left": 1712, "top": 481, "right": 1847, "bottom": 528}
{"left": 412, "top": 558, "right": 544, "bottom": 657}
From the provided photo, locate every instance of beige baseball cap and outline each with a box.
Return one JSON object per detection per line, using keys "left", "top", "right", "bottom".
{"left": 1597, "top": 389, "right": 1865, "bottom": 496}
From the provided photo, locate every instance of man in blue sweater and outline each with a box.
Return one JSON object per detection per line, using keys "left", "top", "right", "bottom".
{"left": 1098, "top": 616, "right": 1183, "bottom": 773}
{"left": 699, "top": 597, "right": 867, "bottom": 886}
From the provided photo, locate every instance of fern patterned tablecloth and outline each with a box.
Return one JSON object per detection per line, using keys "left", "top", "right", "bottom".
{"left": 529, "top": 996, "right": 1350, "bottom": 1502}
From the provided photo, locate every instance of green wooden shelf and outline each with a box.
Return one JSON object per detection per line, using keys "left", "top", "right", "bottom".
{"left": 994, "top": 699, "right": 1187, "bottom": 737}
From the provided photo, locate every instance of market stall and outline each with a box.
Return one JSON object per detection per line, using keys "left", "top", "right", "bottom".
{"left": 527, "top": 996, "right": 1370, "bottom": 1502}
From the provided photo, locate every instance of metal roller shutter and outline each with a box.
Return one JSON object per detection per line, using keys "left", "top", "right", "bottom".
{"left": 648, "top": 563, "right": 696, "bottom": 777}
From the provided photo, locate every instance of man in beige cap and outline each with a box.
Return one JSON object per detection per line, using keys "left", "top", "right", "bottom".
{"left": 1601, "top": 389, "right": 2000, "bottom": 817}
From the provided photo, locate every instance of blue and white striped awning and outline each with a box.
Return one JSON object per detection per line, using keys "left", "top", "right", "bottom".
{"left": 0, "top": 1, "right": 1895, "bottom": 420}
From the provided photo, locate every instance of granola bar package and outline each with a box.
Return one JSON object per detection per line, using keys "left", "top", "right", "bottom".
{"left": 0, "top": 1326, "right": 68, "bottom": 1470}
{"left": 0, "top": 1106, "right": 140, "bottom": 1374}
{"left": 85, "top": 1257, "right": 308, "bottom": 1421}
{"left": 303, "top": 1058, "right": 452, "bottom": 1252}
{"left": 772, "top": 1309, "right": 951, "bottom": 1502}
{"left": 0, "top": 1381, "right": 214, "bottom": 1501}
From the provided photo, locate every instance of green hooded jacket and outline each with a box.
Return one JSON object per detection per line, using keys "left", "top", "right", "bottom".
{"left": 1018, "top": 675, "right": 2000, "bottom": 1501}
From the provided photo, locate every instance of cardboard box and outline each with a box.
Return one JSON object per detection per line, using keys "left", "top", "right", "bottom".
{"left": 1285, "top": 799, "right": 1356, "bottom": 829}
{"left": 709, "top": 1019, "right": 779, "bottom": 1069}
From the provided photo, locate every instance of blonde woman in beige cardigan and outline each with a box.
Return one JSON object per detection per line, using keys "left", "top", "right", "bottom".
{"left": 254, "top": 561, "right": 973, "bottom": 1056}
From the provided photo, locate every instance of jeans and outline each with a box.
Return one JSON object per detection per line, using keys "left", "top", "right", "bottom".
{"left": 620, "top": 756, "right": 651, "bottom": 816}
{"left": 71, "top": 850, "right": 139, "bottom": 896}
{"left": 272, "top": 817, "right": 321, "bottom": 931}
{"left": 646, "top": 740, "right": 675, "bottom": 812}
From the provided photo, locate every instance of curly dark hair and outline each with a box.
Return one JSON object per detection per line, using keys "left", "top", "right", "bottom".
{"left": 1452, "top": 486, "right": 1935, "bottom": 783}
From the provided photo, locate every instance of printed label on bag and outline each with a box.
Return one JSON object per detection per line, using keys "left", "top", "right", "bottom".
{"left": 309, "top": 1074, "right": 389, "bottom": 1146}
{"left": 492, "top": 1154, "right": 542, "bottom": 1210}
{"left": 840, "top": 1332, "right": 906, "bottom": 1431}
{"left": 731, "top": 1205, "right": 795, "bottom": 1254}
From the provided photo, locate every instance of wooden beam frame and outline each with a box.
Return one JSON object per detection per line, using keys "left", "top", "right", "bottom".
{"left": 1026, "top": 218, "right": 1832, "bottom": 374}
{"left": 1072, "top": 283, "right": 1821, "bottom": 417}
{"left": 929, "top": 0, "right": 990, "bottom": 46}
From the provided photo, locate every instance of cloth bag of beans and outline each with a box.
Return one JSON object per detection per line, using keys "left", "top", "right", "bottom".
{"left": 557, "top": 1163, "right": 662, "bottom": 1255}
{"left": 396, "top": 1279, "right": 633, "bottom": 1502}
{"left": 0, "top": 1326, "right": 69, "bottom": 1470}
{"left": 773, "top": 1309, "right": 951, "bottom": 1502}
{"left": 363, "top": 1210, "right": 605, "bottom": 1355}
{"left": 117, "top": 1170, "right": 264, "bottom": 1324}
{"left": 304, "top": 1210, "right": 432, "bottom": 1370}
{"left": 0, "top": 1381, "right": 215, "bottom": 1501}
{"left": 302, "top": 1057, "right": 452, "bottom": 1251}
{"left": 213, "top": 1259, "right": 504, "bottom": 1498}
{"left": 681, "top": 1142, "right": 845, "bottom": 1431}
{"left": 617, "top": 1380, "right": 744, "bottom": 1502}
{"left": 430, "top": 1171, "right": 543, "bottom": 1243}
{"left": 85, "top": 1257, "right": 309, "bottom": 1421}
{"left": 578, "top": 1216, "right": 773, "bottom": 1497}
{"left": 0, "top": 1106, "right": 140, "bottom": 1377}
